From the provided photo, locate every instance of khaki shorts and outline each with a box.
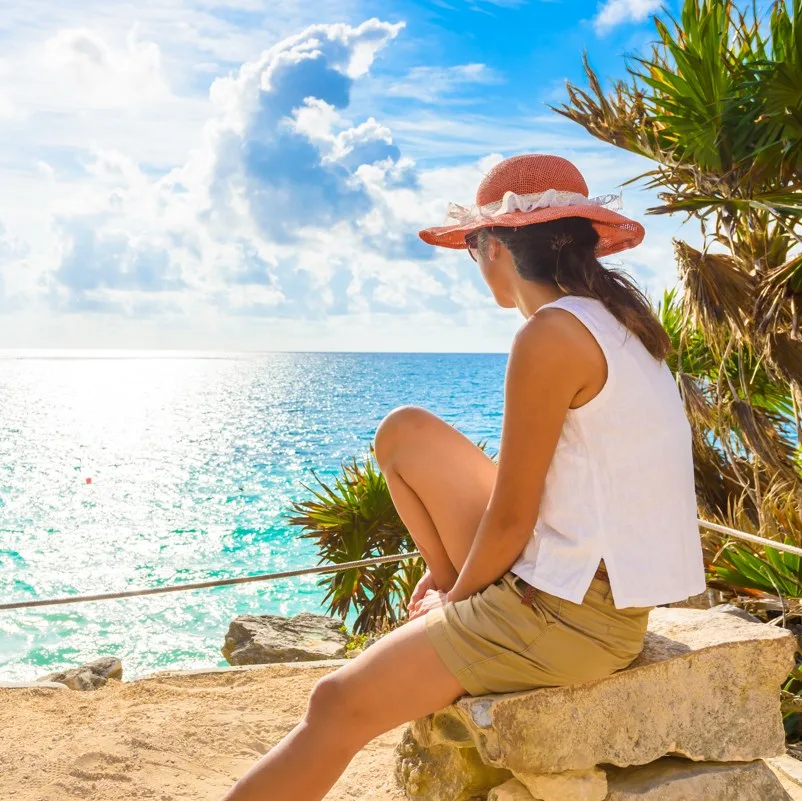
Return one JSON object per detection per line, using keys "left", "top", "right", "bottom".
{"left": 424, "top": 569, "right": 652, "bottom": 697}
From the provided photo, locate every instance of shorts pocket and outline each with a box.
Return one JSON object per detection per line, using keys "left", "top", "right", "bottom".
{"left": 474, "top": 576, "right": 558, "bottom": 656}
{"left": 519, "top": 618, "right": 558, "bottom": 656}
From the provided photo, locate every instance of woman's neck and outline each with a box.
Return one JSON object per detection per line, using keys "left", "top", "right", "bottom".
{"left": 514, "top": 281, "right": 569, "bottom": 319}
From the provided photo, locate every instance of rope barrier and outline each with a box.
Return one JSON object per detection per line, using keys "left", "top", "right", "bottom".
{"left": 2, "top": 518, "right": 800, "bottom": 612}
{"left": 0, "top": 551, "right": 422, "bottom": 611}
{"left": 696, "top": 519, "right": 802, "bottom": 558}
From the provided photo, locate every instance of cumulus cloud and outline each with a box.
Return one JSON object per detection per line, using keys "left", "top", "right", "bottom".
{"left": 39, "top": 18, "right": 496, "bottom": 321}
{"left": 594, "top": 0, "right": 662, "bottom": 32}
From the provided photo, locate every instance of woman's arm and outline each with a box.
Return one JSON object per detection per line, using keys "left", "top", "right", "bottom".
{"left": 445, "top": 308, "right": 603, "bottom": 603}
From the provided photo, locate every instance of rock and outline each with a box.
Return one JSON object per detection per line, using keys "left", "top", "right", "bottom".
{"left": 221, "top": 612, "right": 349, "bottom": 665}
{"left": 711, "top": 603, "right": 762, "bottom": 624}
{"left": 406, "top": 607, "right": 796, "bottom": 774}
{"left": 487, "top": 778, "right": 534, "bottom": 800}
{"left": 513, "top": 767, "right": 607, "bottom": 801}
{"left": 36, "top": 657, "right": 122, "bottom": 691}
{"left": 666, "top": 588, "right": 728, "bottom": 609}
{"left": 394, "top": 726, "right": 511, "bottom": 801}
{"left": 604, "top": 757, "right": 791, "bottom": 800}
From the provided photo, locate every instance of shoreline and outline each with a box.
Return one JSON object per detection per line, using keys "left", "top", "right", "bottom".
{"left": 0, "top": 657, "right": 351, "bottom": 690}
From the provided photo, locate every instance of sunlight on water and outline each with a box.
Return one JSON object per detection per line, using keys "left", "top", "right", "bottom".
{"left": 0, "top": 352, "right": 505, "bottom": 681}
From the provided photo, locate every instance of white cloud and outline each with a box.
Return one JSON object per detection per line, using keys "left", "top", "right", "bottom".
{"left": 21, "top": 19, "right": 461, "bottom": 323}
{"left": 40, "top": 27, "right": 172, "bottom": 110}
{"left": 594, "top": 0, "right": 661, "bottom": 32}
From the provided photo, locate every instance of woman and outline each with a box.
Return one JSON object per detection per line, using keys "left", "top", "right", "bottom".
{"left": 220, "top": 153, "right": 707, "bottom": 800}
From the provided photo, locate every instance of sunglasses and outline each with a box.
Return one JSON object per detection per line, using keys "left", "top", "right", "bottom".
{"left": 465, "top": 233, "right": 480, "bottom": 262}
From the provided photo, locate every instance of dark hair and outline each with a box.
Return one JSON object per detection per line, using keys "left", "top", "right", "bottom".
{"left": 478, "top": 217, "right": 670, "bottom": 361}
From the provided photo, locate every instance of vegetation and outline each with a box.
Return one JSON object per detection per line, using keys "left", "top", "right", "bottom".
{"left": 284, "top": 448, "right": 425, "bottom": 635}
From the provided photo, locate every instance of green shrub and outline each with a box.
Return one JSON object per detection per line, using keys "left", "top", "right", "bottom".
{"left": 285, "top": 445, "right": 426, "bottom": 635}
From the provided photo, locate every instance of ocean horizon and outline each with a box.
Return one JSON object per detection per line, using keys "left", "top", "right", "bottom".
{"left": 1, "top": 350, "right": 506, "bottom": 682}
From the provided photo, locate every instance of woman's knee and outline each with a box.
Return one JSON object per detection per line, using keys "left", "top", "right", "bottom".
{"left": 374, "top": 405, "right": 439, "bottom": 467}
{"left": 305, "top": 674, "right": 369, "bottom": 735}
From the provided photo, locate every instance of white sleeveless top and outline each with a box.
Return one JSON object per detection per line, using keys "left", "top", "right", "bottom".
{"left": 509, "top": 295, "right": 707, "bottom": 609}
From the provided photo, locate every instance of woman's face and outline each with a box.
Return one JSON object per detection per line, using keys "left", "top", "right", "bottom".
{"left": 467, "top": 231, "right": 518, "bottom": 308}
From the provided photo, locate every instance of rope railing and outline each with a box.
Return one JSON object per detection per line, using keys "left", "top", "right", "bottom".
{"left": 1, "top": 518, "right": 799, "bottom": 612}
{"left": 0, "top": 551, "right": 423, "bottom": 611}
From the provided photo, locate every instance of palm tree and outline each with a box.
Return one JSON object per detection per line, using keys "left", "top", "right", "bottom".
{"left": 556, "top": 0, "right": 802, "bottom": 556}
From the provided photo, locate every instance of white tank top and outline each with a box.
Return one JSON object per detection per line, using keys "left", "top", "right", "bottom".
{"left": 509, "top": 295, "right": 707, "bottom": 609}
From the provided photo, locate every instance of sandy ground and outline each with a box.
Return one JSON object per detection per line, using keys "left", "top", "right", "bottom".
{"left": 0, "top": 662, "right": 407, "bottom": 801}
{"left": 5, "top": 662, "right": 802, "bottom": 801}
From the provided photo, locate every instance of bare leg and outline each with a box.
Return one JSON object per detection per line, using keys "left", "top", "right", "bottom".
{"left": 374, "top": 406, "right": 497, "bottom": 591}
{"left": 218, "top": 613, "right": 468, "bottom": 800}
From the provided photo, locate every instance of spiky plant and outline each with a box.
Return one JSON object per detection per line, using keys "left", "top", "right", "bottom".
{"left": 284, "top": 447, "right": 424, "bottom": 634}
{"left": 557, "top": 0, "right": 802, "bottom": 558}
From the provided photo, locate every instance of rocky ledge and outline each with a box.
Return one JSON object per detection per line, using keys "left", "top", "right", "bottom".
{"left": 396, "top": 606, "right": 798, "bottom": 801}
{"left": 221, "top": 611, "right": 351, "bottom": 664}
{"left": 35, "top": 657, "right": 123, "bottom": 691}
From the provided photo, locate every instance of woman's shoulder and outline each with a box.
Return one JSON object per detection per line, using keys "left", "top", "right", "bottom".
{"left": 515, "top": 300, "right": 608, "bottom": 381}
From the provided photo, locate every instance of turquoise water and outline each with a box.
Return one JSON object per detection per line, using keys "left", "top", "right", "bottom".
{"left": 0, "top": 352, "right": 505, "bottom": 682}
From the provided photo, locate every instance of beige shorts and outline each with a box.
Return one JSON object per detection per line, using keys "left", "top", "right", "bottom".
{"left": 424, "top": 569, "right": 652, "bottom": 697}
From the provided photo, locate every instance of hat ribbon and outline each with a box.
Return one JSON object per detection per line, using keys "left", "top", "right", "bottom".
{"left": 445, "top": 188, "right": 623, "bottom": 226}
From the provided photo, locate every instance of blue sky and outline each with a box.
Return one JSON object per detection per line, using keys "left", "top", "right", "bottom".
{"left": 0, "top": 0, "right": 696, "bottom": 352}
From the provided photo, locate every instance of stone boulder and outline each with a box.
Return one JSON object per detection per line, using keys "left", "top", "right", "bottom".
{"left": 221, "top": 611, "right": 349, "bottom": 665}
{"left": 489, "top": 759, "right": 792, "bottom": 801}
{"left": 514, "top": 767, "right": 607, "bottom": 801}
{"left": 36, "top": 656, "right": 122, "bottom": 691}
{"left": 406, "top": 607, "right": 796, "bottom": 775}
{"left": 603, "top": 757, "right": 791, "bottom": 801}
{"left": 395, "top": 728, "right": 511, "bottom": 801}
{"left": 396, "top": 607, "right": 798, "bottom": 801}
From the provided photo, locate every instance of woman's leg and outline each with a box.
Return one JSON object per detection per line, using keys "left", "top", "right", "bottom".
{"left": 374, "top": 406, "right": 497, "bottom": 591}
{"left": 219, "top": 613, "right": 468, "bottom": 801}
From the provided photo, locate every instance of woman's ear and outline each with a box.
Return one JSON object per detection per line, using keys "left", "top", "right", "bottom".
{"left": 484, "top": 234, "right": 508, "bottom": 264}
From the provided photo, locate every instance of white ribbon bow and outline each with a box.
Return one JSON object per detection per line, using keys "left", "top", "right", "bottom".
{"left": 445, "top": 188, "right": 623, "bottom": 226}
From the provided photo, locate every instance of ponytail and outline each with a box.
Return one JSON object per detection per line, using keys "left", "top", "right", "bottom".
{"left": 480, "top": 218, "right": 670, "bottom": 361}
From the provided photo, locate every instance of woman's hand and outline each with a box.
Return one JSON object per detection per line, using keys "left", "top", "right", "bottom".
{"left": 407, "top": 589, "right": 449, "bottom": 621}
{"left": 407, "top": 568, "right": 437, "bottom": 616}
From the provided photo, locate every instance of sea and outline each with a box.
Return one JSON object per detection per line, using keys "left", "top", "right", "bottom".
{"left": 0, "top": 351, "right": 506, "bottom": 682}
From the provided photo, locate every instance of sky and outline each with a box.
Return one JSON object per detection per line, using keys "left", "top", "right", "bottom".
{"left": 0, "top": 0, "right": 698, "bottom": 352}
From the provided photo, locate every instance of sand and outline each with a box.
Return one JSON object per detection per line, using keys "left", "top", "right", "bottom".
{"left": 0, "top": 662, "right": 407, "bottom": 801}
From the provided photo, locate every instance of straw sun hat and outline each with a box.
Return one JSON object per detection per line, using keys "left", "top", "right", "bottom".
{"left": 418, "top": 154, "right": 645, "bottom": 258}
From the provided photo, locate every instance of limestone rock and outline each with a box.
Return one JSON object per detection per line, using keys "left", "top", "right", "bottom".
{"left": 711, "top": 602, "right": 762, "bottom": 623}
{"left": 513, "top": 767, "right": 607, "bottom": 801}
{"left": 36, "top": 656, "right": 122, "bottom": 691}
{"left": 394, "top": 726, "right": 511, "bottom": 801}
{"left": 221, "top": 611, "right": 349, "bottom": 664}
{"left": 487, "top": 778, "right": 534, "bottom": 800}
{"left": 409, "top": 607, "right": 795, "bottom": 774}
{"left": 604, "top": 757, "right": 791, "bottom": 800}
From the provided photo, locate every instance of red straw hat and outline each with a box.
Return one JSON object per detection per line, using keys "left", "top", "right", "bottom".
{"left": 419, "top": 154, "right": 645, "bottom": 258}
